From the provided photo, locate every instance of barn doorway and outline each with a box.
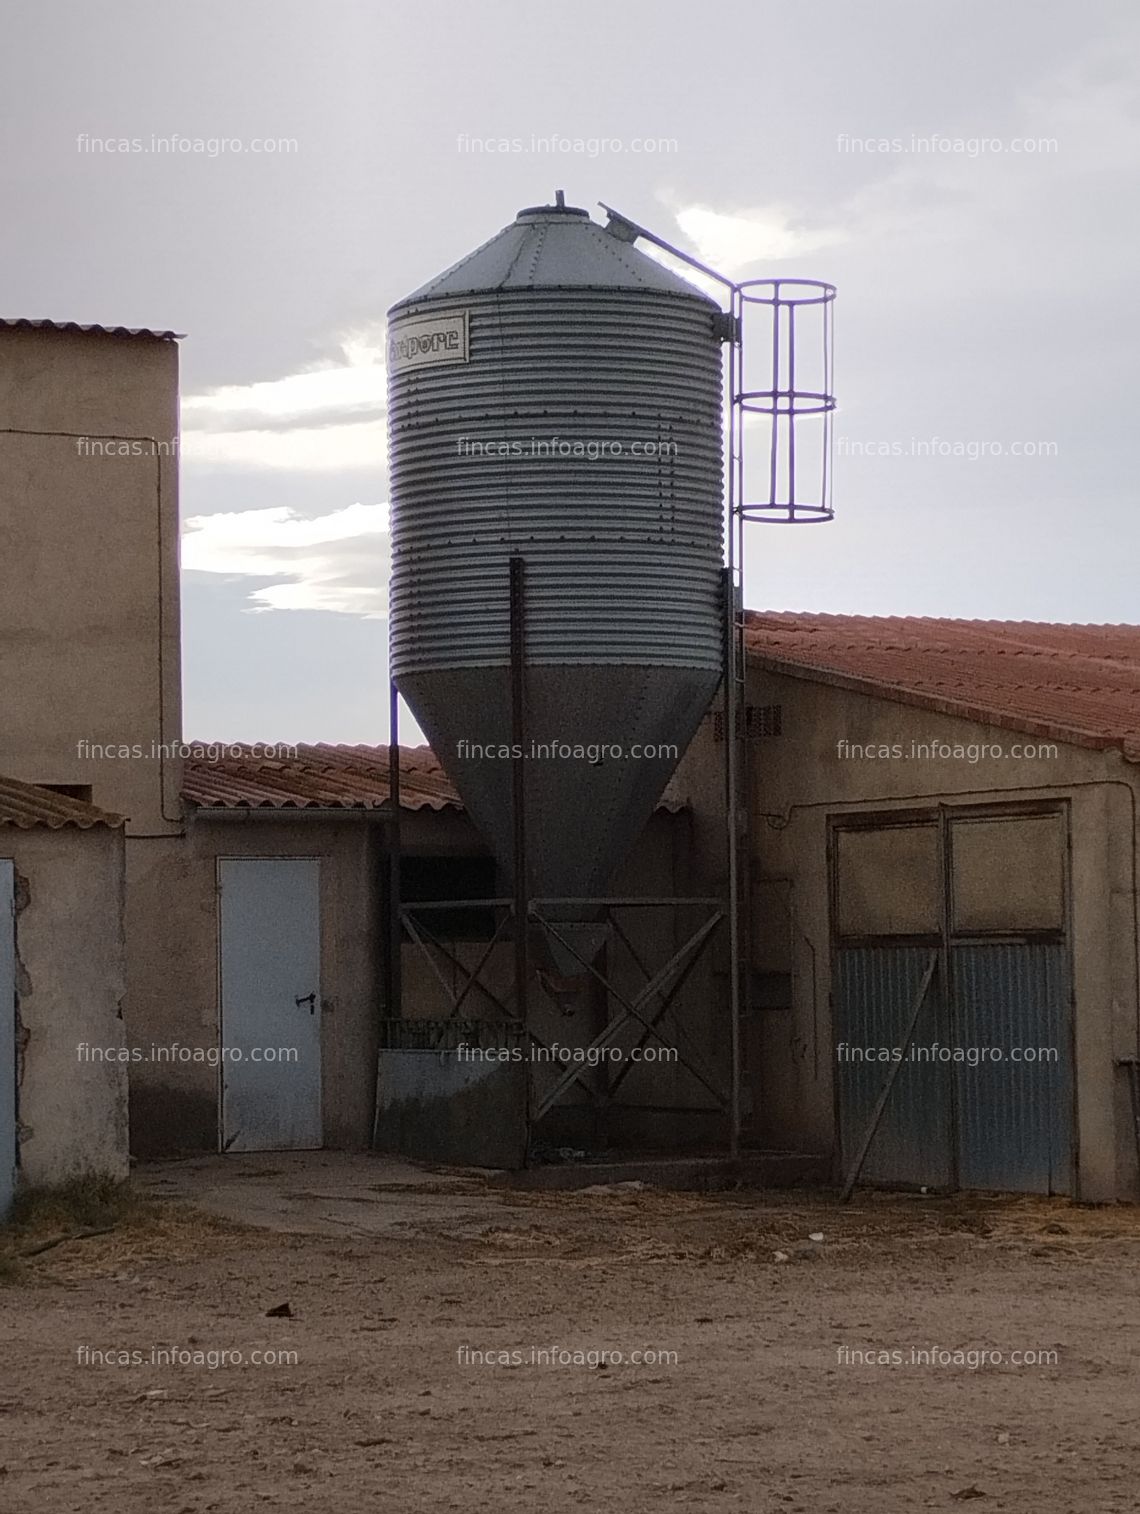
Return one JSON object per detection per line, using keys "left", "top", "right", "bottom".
{"left": 832, "top": 806, "right": 1073, "bottom": 1194}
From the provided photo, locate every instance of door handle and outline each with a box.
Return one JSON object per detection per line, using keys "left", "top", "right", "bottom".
{"left": 295, "top": 993, "right": 316, "bottom": 1014}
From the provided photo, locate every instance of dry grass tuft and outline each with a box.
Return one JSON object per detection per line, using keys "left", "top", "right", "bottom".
{"left": 1, "top": 1172, "right": 258, "bottom": 1286}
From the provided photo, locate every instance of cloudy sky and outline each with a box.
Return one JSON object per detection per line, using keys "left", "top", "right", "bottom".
{"left": 4, "top": 0, "right": 1137, "bottom": 741}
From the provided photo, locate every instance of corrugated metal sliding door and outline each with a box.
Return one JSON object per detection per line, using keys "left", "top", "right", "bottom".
{"left": 0, "top": 862, "right": 15, "bottom": 1218}
{"left": 219, "top": 859, "right": 322, "bottom": 1152}
{"left": 951, "top": 944, "right": 1072, "bottom": 1193}
{"left": 832, "top": 808, "right": 1073, "bottom": 1195}
{"left": 948, "top": 814, "right": 1072, "bottom": 1194}
{"left": 835, "top": 945, "right": 953, "bottom": 1187}
{"left": 833, "top": 823, "right": 952, "bottom": 1187}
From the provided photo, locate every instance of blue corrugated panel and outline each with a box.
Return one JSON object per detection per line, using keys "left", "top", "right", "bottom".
{"left": 951, "top": 943, "right": 1072, "bottom": 1195}
{"left": 835, "top": 946, "right": 953, "bottom": 1188}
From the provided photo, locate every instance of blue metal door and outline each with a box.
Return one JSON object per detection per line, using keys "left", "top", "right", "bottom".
{"left": 0, "top": 861, "right": 16, "bottom": 1219}
{"left": 835, "top": 941, "right": 1073, "bottom": 1192}
{"left": 219, "top": 859, "right": 322, "bottom": 1152}
{"left": 952, "top": 943, "right": 1072, "bottom": 1194}
{"left": 835, "top": 946, "right": 954, "bottom": 1188}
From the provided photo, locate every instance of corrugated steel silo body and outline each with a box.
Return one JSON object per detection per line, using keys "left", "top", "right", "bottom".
{"left": 387, "top": 201, "right": 724, "bottom": 905}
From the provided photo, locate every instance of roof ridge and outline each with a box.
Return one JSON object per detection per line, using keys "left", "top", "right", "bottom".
{"left": 744, "top": 608, "right": 1140, "bottom": 632}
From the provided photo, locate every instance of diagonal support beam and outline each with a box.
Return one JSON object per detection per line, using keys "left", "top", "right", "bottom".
{"left": 407, "top": 909, "right": 517, "bottom": 1019}
{"left": 532, "top": 911, "right": 727, "bottom": 1119}
{"left": 840, "top": 950, "right": 939, "bottom": 1202}
{"left": 527, "top": 1027, "right": 600, "bottom": 1106}
{"left": 604, "top": 930, "right": 716, "bottom": 1102}
{"left": 399, "top": 908, "right": 516, "bottom": 1025}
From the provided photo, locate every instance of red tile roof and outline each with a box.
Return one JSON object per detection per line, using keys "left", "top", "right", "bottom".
{"left": 182, "top": 742, "right": 688, "bottom": 815}
{"left": 745, "top": 613, "right": 1140, "bottom": 763}
{"left": 0, "top": 775, "right": 124, "bottom": 830}
{"left": 182, "top": 743, "right": 461, "bottom": 812}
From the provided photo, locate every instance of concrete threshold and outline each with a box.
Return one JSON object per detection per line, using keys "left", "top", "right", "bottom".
{"left": 490, "top": 1152, "right": 829, "bottom": 1193}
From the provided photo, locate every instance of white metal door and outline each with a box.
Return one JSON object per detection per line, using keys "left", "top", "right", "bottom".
{"left": 0, "top": 861, "right": 16, "bottom": 1217}
{"left": 219, "top": 859, "right": 322, "bottom": 1152}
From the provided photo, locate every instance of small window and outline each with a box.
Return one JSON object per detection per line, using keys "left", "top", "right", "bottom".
{"left": 950, "top": 814, "right": 1064, "bottom": 936}
{"left": 399, "top": 854, "right": 498, "bottom": 941}
{"left": 37, "top": 783, "right": 94, "bottom": 803}
{"left": 835, "top": 824, "right": 941, "bottom": 939}
{"left": 747, "top": 704, "right": 783, "bottom": 738}
{"left": 713, "top": 704, "right": 783, "bottom": 741}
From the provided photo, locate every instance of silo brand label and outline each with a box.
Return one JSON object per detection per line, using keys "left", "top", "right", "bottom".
{"left": 388, "top": 312, "right": 469, "bottom": 372}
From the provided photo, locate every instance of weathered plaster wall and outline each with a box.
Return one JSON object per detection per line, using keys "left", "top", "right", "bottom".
{"left": 0, "top": 327, "right": 182, "bottom": 834}
{"left": 4, "top": 825, "right": 129, "bottom": 1185}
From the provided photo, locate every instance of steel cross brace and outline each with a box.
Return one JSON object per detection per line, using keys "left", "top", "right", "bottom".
{"left": 396, "top": 906, "right": 601, "bottom": 1104}
{"left": 604, "top": 910, "right": 726, "bottom": 1101}
{"left": 398, "top": 907, "right": 515, "bottom": 1027}
{"left": 531, "top": 908, "right": 727, "bottom": 1120}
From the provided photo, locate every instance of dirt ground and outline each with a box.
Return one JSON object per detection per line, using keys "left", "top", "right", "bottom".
{"left": 2, "top": 1153, "right": 1138, "bottom": 1513}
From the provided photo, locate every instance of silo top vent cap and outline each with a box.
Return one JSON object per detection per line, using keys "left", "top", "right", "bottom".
{"left": 516, "top": 189, "right": 588, "bottom": 220}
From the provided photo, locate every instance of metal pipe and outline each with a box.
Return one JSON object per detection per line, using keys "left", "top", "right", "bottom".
{"left": 726, "top": 282, "right": 745, "bottom": 1162}
{"left": 509, "top": 555, "right": 531, "bottom": 1158}
{"left": 597, "top": 204, "right": 736, "bottom": 291}
{"left": 723, "top": 568, "right": 742, "bottom": 1160}
{"left": 387, "top": 681, "right": 403, "bottom": 1021}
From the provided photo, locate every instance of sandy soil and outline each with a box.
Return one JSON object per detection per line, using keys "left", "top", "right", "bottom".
{"left": 2, "top": 1153, "right": 1138, "bottom": 1512}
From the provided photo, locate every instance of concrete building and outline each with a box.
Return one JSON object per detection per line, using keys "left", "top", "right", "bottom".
{"left": 0, "top": 322, "right": 725, "bottom": 1176}
{"left": 127, "top": 744, "right": 715, "bottom": 1166}
{"left": 710, "top": 613, "right": 1140, "bottom": 1203}
{"left": 0, "top": 319, "right": 182, "bottom": 831}
{"left": 0, "top": 319, "right": 183, "bottom": 1193}
{"left": 0, "top": 776, "right": 129, "bottom": 1215}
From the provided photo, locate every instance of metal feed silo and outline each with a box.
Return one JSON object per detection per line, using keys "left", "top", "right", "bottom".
{"left": 386, "top": 195, "right": 725, "bottom": 922}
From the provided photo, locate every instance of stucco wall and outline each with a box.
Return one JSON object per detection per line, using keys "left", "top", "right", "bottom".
{"left": 0, "top": 327, "right": 182, "bottom": 834}
{"left": 2, "top": 825, "right": 129, "bottom": 1186}
{"left": 127, "top": 800, "right": 723, "bottom": 1160}
{"left": 671, "top": 663, "right": 1140, "bottom": 1199}
{"left": 127, "top": 814, "right": 384, "bottom": 1157}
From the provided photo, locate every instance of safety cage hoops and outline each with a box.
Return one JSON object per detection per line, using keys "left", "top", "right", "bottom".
{"left": 600, "top": 202, "right": 837, "bottom": 1152}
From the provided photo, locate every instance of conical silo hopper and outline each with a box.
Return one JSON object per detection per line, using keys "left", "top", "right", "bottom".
{"left": 387, "top": 197, "right": 724, "bottom": 964}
